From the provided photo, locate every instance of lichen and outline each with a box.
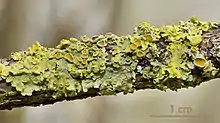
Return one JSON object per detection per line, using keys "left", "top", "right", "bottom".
{"left": 0, "top": 17, "right": 219, "bottom": 97}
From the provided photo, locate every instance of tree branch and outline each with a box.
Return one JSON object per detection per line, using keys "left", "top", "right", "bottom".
{"left": 0, "top": 17, "right": 220, "bottom": 110}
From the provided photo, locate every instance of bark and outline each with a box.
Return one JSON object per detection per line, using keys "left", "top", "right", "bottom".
{"left": 0, "top": 18, "right": 220, "bottom": 110}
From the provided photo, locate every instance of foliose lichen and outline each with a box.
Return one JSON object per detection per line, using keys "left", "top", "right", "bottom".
{"left": 0, "top": 17, "right": 219, "bottom": 98}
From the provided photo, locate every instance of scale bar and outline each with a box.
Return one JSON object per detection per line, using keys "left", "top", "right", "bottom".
{"left": 149, "top": 115, "right": 201, "bottom": 118}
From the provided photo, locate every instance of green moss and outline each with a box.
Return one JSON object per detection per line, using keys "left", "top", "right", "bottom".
{"left": 0, "top": 17, "right": 218, "bottom": 97}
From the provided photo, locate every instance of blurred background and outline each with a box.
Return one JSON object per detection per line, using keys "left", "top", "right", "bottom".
{"left": 0, "top": 0, "right": 220, "bottom": 123}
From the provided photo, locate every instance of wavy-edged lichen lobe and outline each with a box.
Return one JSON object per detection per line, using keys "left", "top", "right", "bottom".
{"left": 0, "top": 17, "right": 220, "bottom": 99}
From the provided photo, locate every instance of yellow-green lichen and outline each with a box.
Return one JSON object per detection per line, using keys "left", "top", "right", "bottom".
{"left": 194, "top": 55, "right": 207, "bottom": 68}
{"left": 203, "top": 60, "right": 212, "bottom": 72}
{"left": 0, "top": 17, "right": 218, "bottom": 97}
{"left": 81, "top": 35, "right": 90, "bottom": 42}
{"left": 164, "top": 43, "right": 187, "bottom": 78}
{"left": 130, "top": 43, "right": 137, "bottom": 50}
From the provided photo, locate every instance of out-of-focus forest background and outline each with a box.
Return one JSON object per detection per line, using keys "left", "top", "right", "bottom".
{"left": 0, "top": 0, "right": 220, "bottom": 123}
